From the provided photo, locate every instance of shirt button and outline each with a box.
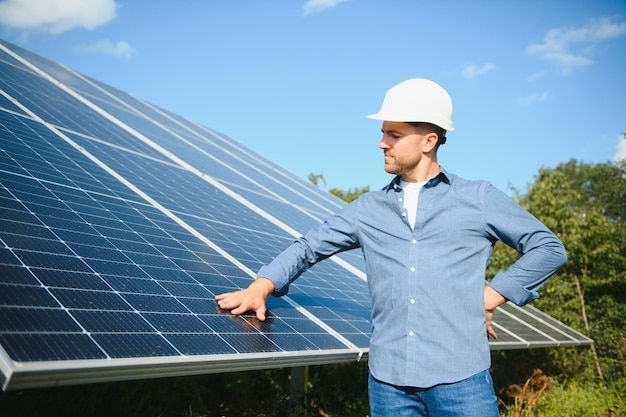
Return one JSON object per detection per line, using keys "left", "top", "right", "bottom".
{"left": 410, "top": 267, "right": 415, "bottom": 272}
{"left": 409, "top": 331, "right": 415, "bottom": 337}
{"left": 411, "top": 239, "right": 417, "bottom": 244}
{"left": 410, "top": 299, "right": 415, "bottom": 304}
{"left": 398, "top": 197, "right": 403, "bottom": 202}
{"left": 402, "top": 212, "right": 407, "bottom": 217}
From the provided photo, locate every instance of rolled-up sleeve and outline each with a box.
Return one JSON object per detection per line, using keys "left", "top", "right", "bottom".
{"left": 257, "top": 202, "right": 361, "bottom": 297}
{"left": 484, "top": 185, "right": 567, "bottom": 305}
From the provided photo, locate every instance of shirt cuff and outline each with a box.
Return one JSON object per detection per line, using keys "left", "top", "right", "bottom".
{"left": 488, "top": 272, "right": 539, "bottom": 306}
{"left": 257, "top": 265, "right": 289, "bottom": 297}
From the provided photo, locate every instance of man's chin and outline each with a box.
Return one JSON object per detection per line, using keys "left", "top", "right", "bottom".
{"left": 383, "top": 166, "right": 398, "bottom": 175}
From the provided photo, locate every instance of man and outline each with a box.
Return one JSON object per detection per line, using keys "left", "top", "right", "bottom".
{"left": 216, "top": 78, "right": 567, "bottom": 416}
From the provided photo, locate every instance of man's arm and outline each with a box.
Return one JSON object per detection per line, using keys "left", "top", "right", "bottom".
{"left": 216, "top": 199, "right": 362, "bottom": 321}
{"left": 484, "top": 185, "right": 568, "bottom": 306}
{"left": 215, "top": 278, "right": 275, "bottom": 321}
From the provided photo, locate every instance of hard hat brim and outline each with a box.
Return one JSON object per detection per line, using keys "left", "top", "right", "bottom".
{"left": 366, "top": 112, "right": 454, "bottom": 132}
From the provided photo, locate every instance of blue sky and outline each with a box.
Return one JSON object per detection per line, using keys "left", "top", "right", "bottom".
{"left": 1, "top": 0, "right": 625, "bottom": 195}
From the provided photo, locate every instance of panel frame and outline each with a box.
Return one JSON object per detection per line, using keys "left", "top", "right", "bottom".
{"left": 0, "top": 347, "right": 360, "bottom": 391}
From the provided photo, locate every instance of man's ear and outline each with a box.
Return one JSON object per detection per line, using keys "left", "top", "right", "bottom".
{"left": 423, "top": 132, "right": 439, "bottom": 153}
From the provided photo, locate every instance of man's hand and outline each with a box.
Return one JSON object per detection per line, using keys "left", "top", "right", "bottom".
{"left": 484, "top": 285, "right": 506, "bottom": 339}
{"left": 485, "top": 308, "right": 497, "bottom": 340}
{"left": 215, "top": 278, "right": 275, "bottom": 321}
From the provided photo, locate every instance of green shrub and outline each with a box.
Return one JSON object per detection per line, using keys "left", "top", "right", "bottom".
{"left": 500, "top": 376, "right": 625, "bottom": 417}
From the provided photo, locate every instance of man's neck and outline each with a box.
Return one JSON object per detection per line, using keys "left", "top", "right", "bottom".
{"left": 402, "top": 161, "right": 440, "bottom": 183}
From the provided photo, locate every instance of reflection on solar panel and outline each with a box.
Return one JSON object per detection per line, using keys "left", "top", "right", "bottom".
{"left": 0, "top": 39, "right": 592, "bottom": 391}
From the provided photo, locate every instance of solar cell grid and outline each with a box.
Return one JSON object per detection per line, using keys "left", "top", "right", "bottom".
{"left": 0, "top": 333, "right": 107, "bottom": 361}
{"left": 165, "top": 333, "right": 237, "bottom": 355}
{"left": 2, "top": 125, "right": 142, "bottom": 202}
{"left": 2, "top": 72, "right": 93, "bottom": 136}
{"left": 0, "top": 48, "right": 29, "bottom": 71}
{"left": 73, "top": 310, "right": 154, "bottom": 333}
{"left": 0, "top": 307, "right": 79, "bottom": 332}
{"left": 0, "top": 95, "right": 26, "bottom": 119}
{"left": 58, "top": 69, "right": 348, "bottom": 221}
{"left": 37, "top": 270, "right": 112, "bottom": 291}
{"left": 46, "top": 67, "right": 346, "bottom": 237}
{"left": 94, "top": 333, "right": 180, "bottom": 358}
{"left": 0, "top": 284, "right": 58, "bottom": 307}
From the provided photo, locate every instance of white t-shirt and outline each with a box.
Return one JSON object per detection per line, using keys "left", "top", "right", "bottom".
{"left": 399, "top": 179, "right": 427, "bottom": 229}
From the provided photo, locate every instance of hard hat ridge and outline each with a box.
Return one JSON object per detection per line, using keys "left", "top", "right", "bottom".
{"left": 367, "top": 78, "right": 454, "bottom": 132}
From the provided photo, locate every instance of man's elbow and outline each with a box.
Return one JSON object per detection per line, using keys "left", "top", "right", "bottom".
{"left": 553, "top": 241, "right": 568, "bottom": 270}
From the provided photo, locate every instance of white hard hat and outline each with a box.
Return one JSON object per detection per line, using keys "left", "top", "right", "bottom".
{"left": 367, "top": 78, "right": 454, "bottom": 132}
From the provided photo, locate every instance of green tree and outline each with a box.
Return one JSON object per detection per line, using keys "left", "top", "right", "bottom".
{"left": 488, "top": 159, "right": 626, "bottom": 387}
{"left": 308, "top": 172, "right": 370, "bottom": 203}
{"left": 308, "top": 173, "right": 326, "bottom": 188}
{"left": 329, "top": 186, "right": 370, "bottom": 203}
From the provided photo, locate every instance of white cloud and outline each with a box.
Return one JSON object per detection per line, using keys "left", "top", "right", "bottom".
{"left": 461, "top": 62, "right": 495, "bottom": 80}
{"left": 0, "top": 0, "right": 117, "bottom": 34}
{"left": 615, "top": 134, "right": 626, "bottom": 163}
{"left": 526, "top": 72, "right": 545, "bottom": 82}
{"left": 303, "top": 0, "right": 350, "bottom": 15}
{"left": 74, "top": 39, "right": 134, "bottom": 59}
{"left": 526, "top": 17, "right": 626, "bottom": 73}
{"left": 518, "top": 91, "right": 550, "bottom": 106}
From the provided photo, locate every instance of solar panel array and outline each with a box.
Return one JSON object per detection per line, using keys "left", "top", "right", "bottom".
{"left": 0, "top": 39, "right": 592, "bottom": 391}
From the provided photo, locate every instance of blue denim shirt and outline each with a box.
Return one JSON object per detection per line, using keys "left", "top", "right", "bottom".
{"left": 258, "top": 168, "right": 567, "bottom": 388}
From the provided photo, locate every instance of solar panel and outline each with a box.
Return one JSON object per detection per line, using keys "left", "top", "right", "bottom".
{"left": 0, "top": 38, "right": 592, "bottom": 391}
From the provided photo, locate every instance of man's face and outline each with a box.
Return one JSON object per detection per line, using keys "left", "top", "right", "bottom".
{"left": 378, "top": 121, "right": 428, "bottom": 179}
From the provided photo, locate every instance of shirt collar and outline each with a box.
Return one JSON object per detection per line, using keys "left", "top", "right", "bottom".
{"left": 384, "top": 167, "right": 451, "bottom": 193}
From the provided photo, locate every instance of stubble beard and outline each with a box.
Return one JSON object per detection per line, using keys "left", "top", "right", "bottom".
{"left": 383, "top": 162, "right": 402, "bottom": 176}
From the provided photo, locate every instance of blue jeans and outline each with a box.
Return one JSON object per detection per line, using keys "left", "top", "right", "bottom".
{"left": 368, "top": 369, "right": 500, "bottom": 417}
